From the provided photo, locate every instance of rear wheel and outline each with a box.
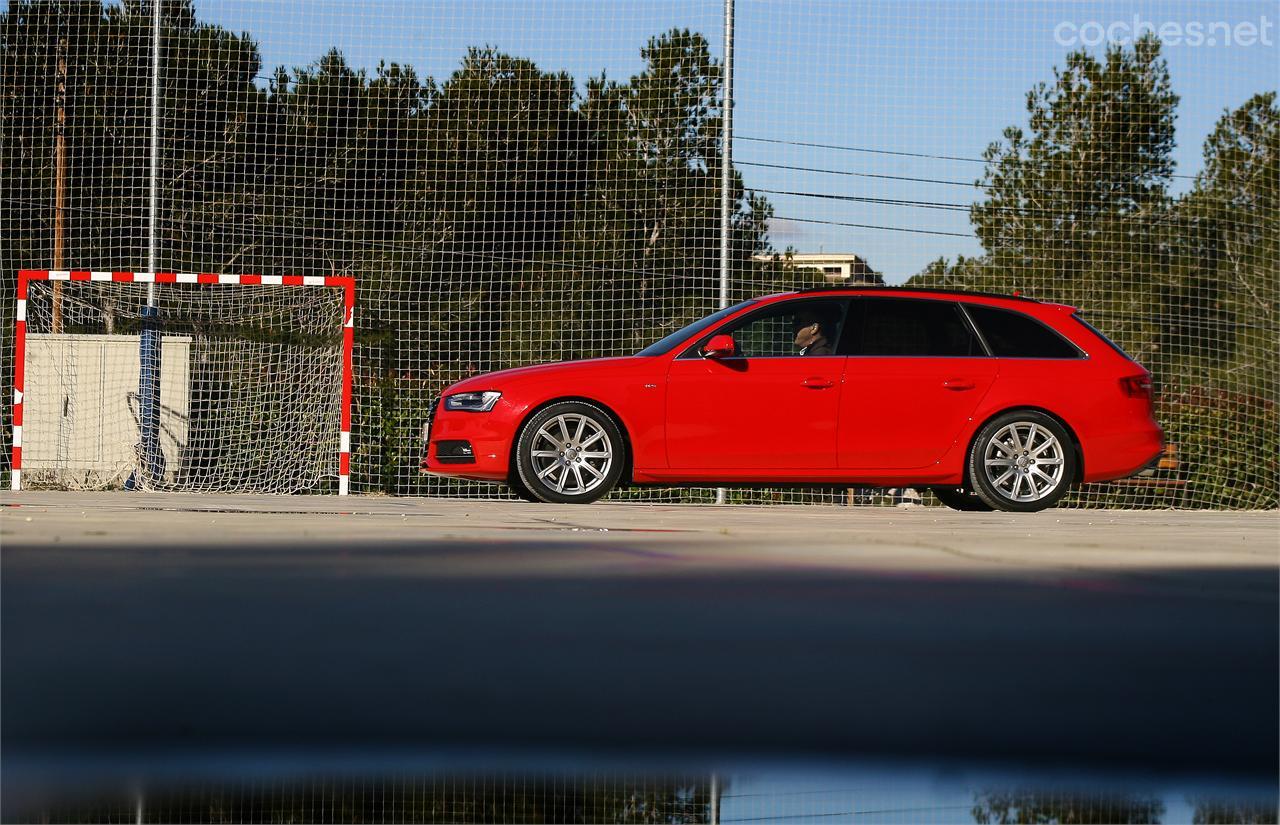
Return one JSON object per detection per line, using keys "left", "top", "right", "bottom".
{"left": 969, "top": 411, "right": 1076, "bottom": 513}
{"left": 930, "top": 486, "right": 994, "bottom": 511}
{"left": 515, "top": 401, "right": 625, "bottom": 504}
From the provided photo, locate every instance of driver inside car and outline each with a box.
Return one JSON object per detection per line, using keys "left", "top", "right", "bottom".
{"left": 793, "top": 310, "right": 835, "bottom": 355}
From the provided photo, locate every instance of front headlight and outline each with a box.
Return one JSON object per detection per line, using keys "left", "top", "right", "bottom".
{"left": 444, "top": 390, "right": 502, "bottom": 412}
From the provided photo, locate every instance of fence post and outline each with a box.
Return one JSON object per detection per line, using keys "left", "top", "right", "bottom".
{"left": 716, "top": 0, "right": 734, "bottom": 507}
{"left": 133, "top": 0, "right": 165, "bottom": 489}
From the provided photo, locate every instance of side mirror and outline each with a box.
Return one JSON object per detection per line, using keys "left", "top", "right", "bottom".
{"left": 702, "top": 333, "right": 737, "bottom": 359}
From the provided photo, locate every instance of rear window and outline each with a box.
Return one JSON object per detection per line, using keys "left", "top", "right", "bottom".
{"left": 842, "top": 297, "right": 984, "bottom": 357}
{"left": 966, "top": 304, "right": 1082, "bottom": 359}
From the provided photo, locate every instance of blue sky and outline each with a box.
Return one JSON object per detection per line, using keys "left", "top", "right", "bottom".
{"left": 193, "top": 0, "right": 1278, "bottom": 283}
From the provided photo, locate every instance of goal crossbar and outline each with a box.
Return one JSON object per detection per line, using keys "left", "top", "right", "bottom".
{"left": 11, "top": 270, "right": 356, "bottom": 495}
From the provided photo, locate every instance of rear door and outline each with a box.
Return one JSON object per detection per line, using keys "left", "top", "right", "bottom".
{"left": 838, "top": 297, "right": 997, "bottom": 469}
{"left": 665, "top": 297, "right": 849, "bottom": 470}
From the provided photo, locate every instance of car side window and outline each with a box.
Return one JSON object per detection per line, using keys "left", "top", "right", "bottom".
{"left": 841, "top": 297, "right": 984, "bottom": 357}
{"left": 684, "top": 298, "right": 850, "bottom": 358}
{"left": 966, "top": 304, "right": 1083, "bottom": 359}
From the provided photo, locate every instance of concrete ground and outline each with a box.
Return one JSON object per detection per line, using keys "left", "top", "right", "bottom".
{"left": 2, "top": 493, "right": 1277, "bottom": 777}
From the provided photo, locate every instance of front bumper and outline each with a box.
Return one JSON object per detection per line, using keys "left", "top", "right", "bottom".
{"left": 419, "top": 398, "right": 517, "bottom": 481}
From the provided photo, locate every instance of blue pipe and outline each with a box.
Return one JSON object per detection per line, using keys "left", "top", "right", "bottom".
{"left": 132, "top": 304, "right": 165, "bottom": 488}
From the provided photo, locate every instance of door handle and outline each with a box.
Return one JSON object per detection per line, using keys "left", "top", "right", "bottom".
{"left": 802, "top": 377, "right": 836, "bottom": 389}
{"left": 942, "top": 378, "right": 976, "bottom": 391}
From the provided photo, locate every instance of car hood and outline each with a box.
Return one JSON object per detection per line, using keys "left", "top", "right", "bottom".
{"left": 445, "top": 356, "right": 654, "bottom": 393}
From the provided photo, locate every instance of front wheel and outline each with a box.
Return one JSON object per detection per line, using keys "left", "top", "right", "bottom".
{"left": 514, "top": 401, "right": 625, "bottom": 504}
{"left": 968, "top": 411, "right": 1076, "bottom": 513}
{"left": 506, "top": 473, "right": 541, "bottom": 503}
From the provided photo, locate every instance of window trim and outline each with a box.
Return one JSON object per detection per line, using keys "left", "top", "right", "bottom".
{"left": 956, "top": 303, "right": 994, "bottom": 357}
{"left": 676, "top": 296, "right": 853, "bottom": 360}
{"left": 839, "top": 295, "right": 991, "bottom": 359}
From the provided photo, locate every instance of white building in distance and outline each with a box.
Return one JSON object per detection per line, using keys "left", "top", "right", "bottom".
{"left": 752, "top": 252, "right": 883, "bottom": 284}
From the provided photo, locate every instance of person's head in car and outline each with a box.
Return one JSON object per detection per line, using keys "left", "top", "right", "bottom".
{"left": 793, "top": 308, "right": 836, "bottom": 355}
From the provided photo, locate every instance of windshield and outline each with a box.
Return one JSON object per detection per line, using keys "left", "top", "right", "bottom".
{"left": 635, "top": 300, "right": 757, "bottom": 356}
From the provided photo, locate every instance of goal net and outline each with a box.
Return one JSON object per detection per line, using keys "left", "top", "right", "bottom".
{"left": 13, "top": 271, "right": 354, "bottom": 495}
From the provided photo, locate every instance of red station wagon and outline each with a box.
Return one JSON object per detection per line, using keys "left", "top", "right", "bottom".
{"left": 421, "top": 288, "right": 1164, "bottom": 511}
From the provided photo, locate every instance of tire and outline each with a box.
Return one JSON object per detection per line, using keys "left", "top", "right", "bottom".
{"left": 515, "top": 401, "right": 626, "bottom": 504}
{"left": 968, "top": 410, "right": 1077, "bottom": 513}
{"left": 506, "top": 473, "right": 541, "bottom": 503}
{"left": 930, "top": 486, "right": 995, "bottom": 512}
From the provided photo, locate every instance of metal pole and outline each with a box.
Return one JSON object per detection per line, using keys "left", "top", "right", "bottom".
{"left": 132, "top": 0, "right": 164, "bottom": 488}
{"left": 710, "top": 773, "right": 720, "bottom": 825}
{"left": 716, "top": 0, "right": 734, "bottom": 506}
{"left": 52, "top": 25, "right": 67, "bottom": 332}
{"left": 147, "top": 0, "right": 160, "bottom": 291}
{"left": 719, "top": 0, "right": 734, "bottom": 313}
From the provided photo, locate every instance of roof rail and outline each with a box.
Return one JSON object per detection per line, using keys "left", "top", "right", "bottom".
{"left": 791, "top": 284, "right": 1039, "bottom": 302}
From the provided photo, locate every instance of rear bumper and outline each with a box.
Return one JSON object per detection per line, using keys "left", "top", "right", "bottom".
{"left": 1081, "top": 420, "right": 1165, "bottom": 483}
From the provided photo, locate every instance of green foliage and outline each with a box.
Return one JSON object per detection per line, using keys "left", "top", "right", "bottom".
{"left": 1183, "top": 91, "right": 1280, "bottom": 402}
{"left": 909, "top": 37, "right": 1277, "bottom": 508}
{"left": 1158, "top": 389, "right": 1278, "bottom": 509}
{"left": 972, "top": 35, "right": 1178, "bottom": 276}
{"left": 971, "top": 790, "right": 1165, "bottom": 824}
{"left": 482, "top": 29, "right": 777, "bottom": 368}
{"left": 2, "top": 3, "right": 1273, "bottom": 506}
{"left": 1191, "top": 796, "right": 1280, "bottom": 824}
{"left": 0, "top": 4, "right": 772, "bottom": 491}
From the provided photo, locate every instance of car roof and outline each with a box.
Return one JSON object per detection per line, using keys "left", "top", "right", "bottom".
{"left": 770, "top": 285, "right": 1076, "bottom": 313}
{"left": 788, "top": 285, "right": 1037, "bottom": 302}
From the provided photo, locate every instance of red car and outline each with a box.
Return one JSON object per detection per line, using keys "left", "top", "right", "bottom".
{"left": 421, "top": 288, "right": 1163, "bottom": 511}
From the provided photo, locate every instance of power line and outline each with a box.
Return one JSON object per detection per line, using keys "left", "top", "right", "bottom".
{"left": 737, "top": 134, "right": 1200, "bottom": 180}
{"left": 739, "top": 134, "right": 986, "bottom": 165}
{"left": 738, "top": 160, "right": 980, "bottom": 188}
{"left": 771, "top": 214, "right": 972, "bottom": 238}
{"left": 2, "top": 194, "right": 974, "bottom": 263}
{"left": 752, "top": 187, "right": 1086, "bottom": 218}
{"left": 753, "top": 188, "right": 971, "bottom": 212}
{"left": 245, "top": 73, "right": 1199, "bottom": 181}
{"left": 0, "top": 196, "right": 680, "bottom": 281}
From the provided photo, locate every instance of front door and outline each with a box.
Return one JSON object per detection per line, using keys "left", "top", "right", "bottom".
{"left": 665, "top": 298, "right": 849, "bottom": 470}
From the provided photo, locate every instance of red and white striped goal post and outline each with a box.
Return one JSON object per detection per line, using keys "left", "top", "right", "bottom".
{"left": 11, "top": 270, "right": 356, "bottom": 495}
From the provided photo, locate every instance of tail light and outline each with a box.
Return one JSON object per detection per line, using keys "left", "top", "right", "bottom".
{"left": 1120, "top": 374, "right": 1153, "bottom": 402}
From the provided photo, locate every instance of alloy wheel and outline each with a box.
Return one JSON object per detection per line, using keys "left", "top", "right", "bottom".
{"left": 528, "top": 413, "right": 614, "bottom": 496}
{"left": 982, "top": 421, "right": 1066, "bottom": 503}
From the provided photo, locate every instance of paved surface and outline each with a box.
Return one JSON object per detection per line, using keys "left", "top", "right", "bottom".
{"left": 2, "top": 493, "right": 1277, "bottom": 776}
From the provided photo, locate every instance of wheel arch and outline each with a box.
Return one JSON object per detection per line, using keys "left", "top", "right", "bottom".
{"left": 509, "top": 396, "right": 635, "bottom": 484}
{"left": 966, "top": 405, "right": 1085, "bottom": 486}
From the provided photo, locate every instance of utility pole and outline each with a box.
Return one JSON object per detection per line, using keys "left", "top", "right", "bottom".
{"left": 52, "top": 24, "right": 67, "bottom": 332}
{"left": 716, "top": 0, "right": 734, "bottom": 506}
{"left": 719, "top": 0, "right": 734, "bottom": 314}
{"left": 131, "top": 0, "right": 165, "bottom": 488}
{"left": 147, "top": 0, "right": 161, "bottom": 286}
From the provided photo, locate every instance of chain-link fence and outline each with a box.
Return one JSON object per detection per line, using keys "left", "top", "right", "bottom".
{"left": 9, "top": 770, "right": 1279, "bottom": 824}
{"left": 2, "top": 0, "right": 1276, "bottom": 506}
